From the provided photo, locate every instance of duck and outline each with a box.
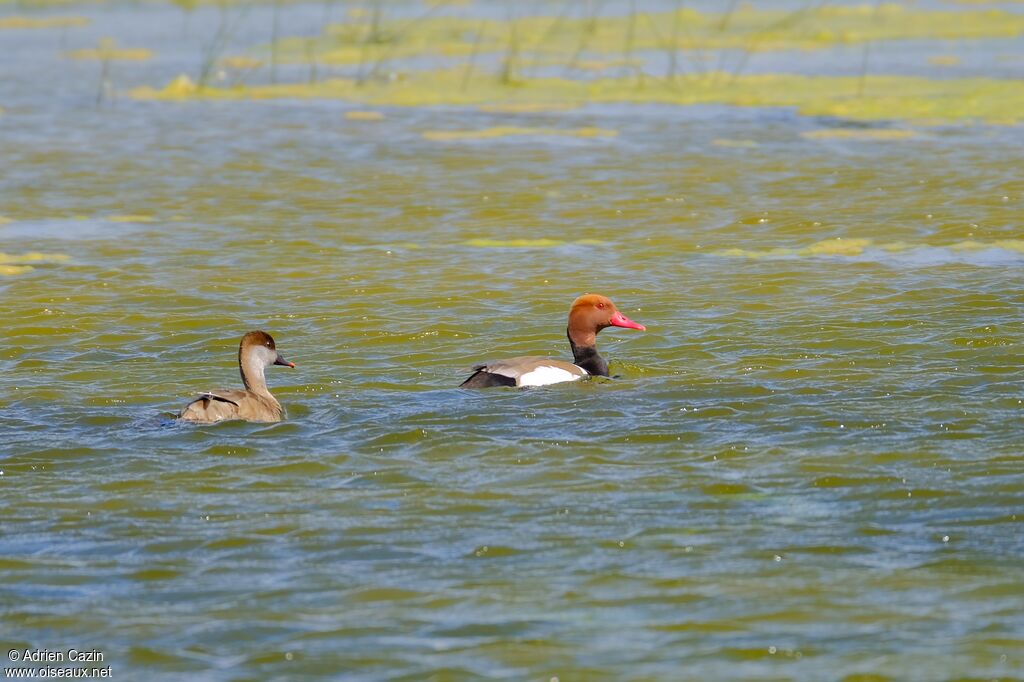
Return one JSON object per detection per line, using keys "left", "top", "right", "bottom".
{"left": 178, "top": 330, "right": 295, "bottom": 423}
{"left": 460, "top": 294, "right": 645, "bottom": 388}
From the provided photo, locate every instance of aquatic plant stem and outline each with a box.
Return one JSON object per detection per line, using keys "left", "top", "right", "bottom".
{"left": 305, "top": 37, "right": 318, "bottom": 84}
{"left": 197, "top": 0, "right": 250, "bottom": 89}
{"left": 500, "top": 6, "right": 521, "bottom": 86}
{"left": 460, "top": 19, "right": 487, "bottom": 92}
{"left": 566, "top": 0, "right": 603, "bottom": 75}
{"left": 857, "top": 0, "right": 884, "bottom": 98}
{"left": 270, "top": 0, "right": 281, "bottom": 84}
{"left": 366, "top": 4, "right": 442, "bottom": 83}
{"left": 718, "top": 0, "right": 740, "bottom": 32}
{"left": 96, "top": 54, "right": 110, "bottom": 107}
{"left": 667, "top": 0, "right": 683, "bottom": 84}
{"left": 623, "top": 0, "right": 637, "bottom": 82}
{"left": 526, "top": 0, "right": 571, "bottom": 79}
{"left": 729, "top": 0, "right": 828, "bottom": 83}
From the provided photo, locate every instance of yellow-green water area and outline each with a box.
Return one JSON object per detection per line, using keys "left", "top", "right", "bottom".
{"left": 344, "top": 109, "right": 385, "bottom": 121}
{"left": 104, "top": 214, "right": 156, "bottom": 223}
{"left": 0, "top": 15, "right": 89, "bottom": 29}
{"left": 422, "top": 126, "right": 617, "bottom": 141}
{"left": 463, "top": 238, "right": 605, "bottom": 248}
{"left": 133, "top": 69, "right": 1024, "bottom": 124}
{"left": 264, "top": 4, "right": 1024, "bottom": 67}
{"left": 0, "top": 0, "right": 291, "bottom": 5}
{"left": 719, "top": 237, "right": 1024, "bottom": 259}
{"left": 64, "top": 38, "right": 153, "bottom": 61}
{"left": 5, "top": 4, "right": 1024, "bottom": 680}
{"left": 0, "top": 250, "right": 70, "bottom": 276}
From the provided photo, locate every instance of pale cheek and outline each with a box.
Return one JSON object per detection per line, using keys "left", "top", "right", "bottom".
{"left": 517, "top": 366, "right": 585, "bottom": 387}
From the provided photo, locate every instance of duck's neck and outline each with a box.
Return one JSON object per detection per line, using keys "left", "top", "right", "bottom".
{"left": 568, "top": 329, "right": 608, "bottom": 377}
{"left": 239, "top": 350, "right": 274, "bottom": 399}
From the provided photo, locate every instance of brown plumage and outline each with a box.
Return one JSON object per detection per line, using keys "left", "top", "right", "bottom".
{"left": 178, "top": 330, "right": 295, "bottom": 424}
{"left": 460, "top": 294, "right": 645, "bottom": 388}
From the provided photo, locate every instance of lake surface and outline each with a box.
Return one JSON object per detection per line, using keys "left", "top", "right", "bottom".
{"left": 1, "top": 2, "right": 1023, "bottom": 680}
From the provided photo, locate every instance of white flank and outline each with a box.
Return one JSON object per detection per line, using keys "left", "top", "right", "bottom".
{"left": 517, "top": 365, "right": 585, "bottom": 387}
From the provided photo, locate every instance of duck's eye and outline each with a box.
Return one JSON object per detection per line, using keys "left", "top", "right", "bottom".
{"left": 596, "top": 302, "right": 606, "bottom": 309}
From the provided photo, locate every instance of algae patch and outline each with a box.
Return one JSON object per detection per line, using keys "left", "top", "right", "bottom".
{"left": 478, "top": 103, "right": 577, "bottom": 114}
{"left": 464, "top": 239, "right": 605, "bottom": 248}
{"left": 719, "top": 239, "right": 1024, "bottom": 262}
{"left": 128, "top": 2, "right": 1024, "bottom": 125}
{"left": 65, "top": 38, "right": 152, "bottom": 61}
{"left": 345, "top": 110, "right": 385, "bottom": 121}
{"left": 713, "top": 139, "right": 760, "bottom": 148}
{"left": 720, "top": 238, "right": 877, "bottom": 259}
{"left": 107, "top": 214, "right": 156, "bottom": 223}
{"left": 220, "top": 56, "right": 263, "bottom": 71}
{"left": 153, "top": 74, "right": 198, "bottom": 98}
{"left": 802, "top": 129, "right": 918, "bottom": 140}
{"left": 0, "top": 251, "right": 71, "bottom": 276}
{"left": 802, "top": 238, "right": 873, "bottom": 257}
{"left": 263, "top": 5, "right": 1024, "bottom": 67}
{"left": 133, "top": 70, "right": 1024, "bottom": 125}
{"left": 950, "top": 239, "right": 1024, "bottom": 253}
{"left": 423, "top": 126, "right": 617, "bottom": 142}
{"left": 0, "top": 15, "right": 89, "bottom": 29}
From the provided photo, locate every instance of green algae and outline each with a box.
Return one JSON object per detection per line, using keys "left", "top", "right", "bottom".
{"left": 422, "top": 126, "right": 617, "bottom": 141}
{"left": 344, "top": 110, "right": 385, "bottom": 121}
{"left": 0, "top": 251, "right": 71, "bottom": 276}
{"left": 65, "top": 38, "right": 153, "bottom": 62}
{"left": 6, "top": 5, "right": 1024, "bottom": 680}
{"left": 132, "top": 69, "right": 1024, "bottom": 124}
{"left": 801, "top": 128, "right": 919, "bottom": 140}
{"left": 463, "top": 238, "right": 606, "bottom": 248}
{"left": 0, "top": 0, "right": 300, "bottom": 5}
{"left": 263, "top": 4, "right": 1024, "bottom": 67}
{"left": 124, "top": 2, "right": 1024, "bottom": 124}
{"left": 719, "top": 238, "right": 1024, "bottom": 260}
{"left": 0, "top": 15, "right": 89, "bottom": 29}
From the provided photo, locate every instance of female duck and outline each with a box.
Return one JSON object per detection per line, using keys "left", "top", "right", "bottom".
{"left": 460, "top": 294, "right": 645, "bottom": 388}
{"left": 179, "top": 330, "right": 295, "bottom": 423}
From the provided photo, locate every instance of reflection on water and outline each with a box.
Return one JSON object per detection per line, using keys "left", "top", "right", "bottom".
{"left": 1, "top": 1, "right": 1023, "bottom": 680}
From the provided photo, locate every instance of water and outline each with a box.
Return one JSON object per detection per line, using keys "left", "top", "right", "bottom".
{"left": 2, "top": 2, "right": 1023, "bottom": 680}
